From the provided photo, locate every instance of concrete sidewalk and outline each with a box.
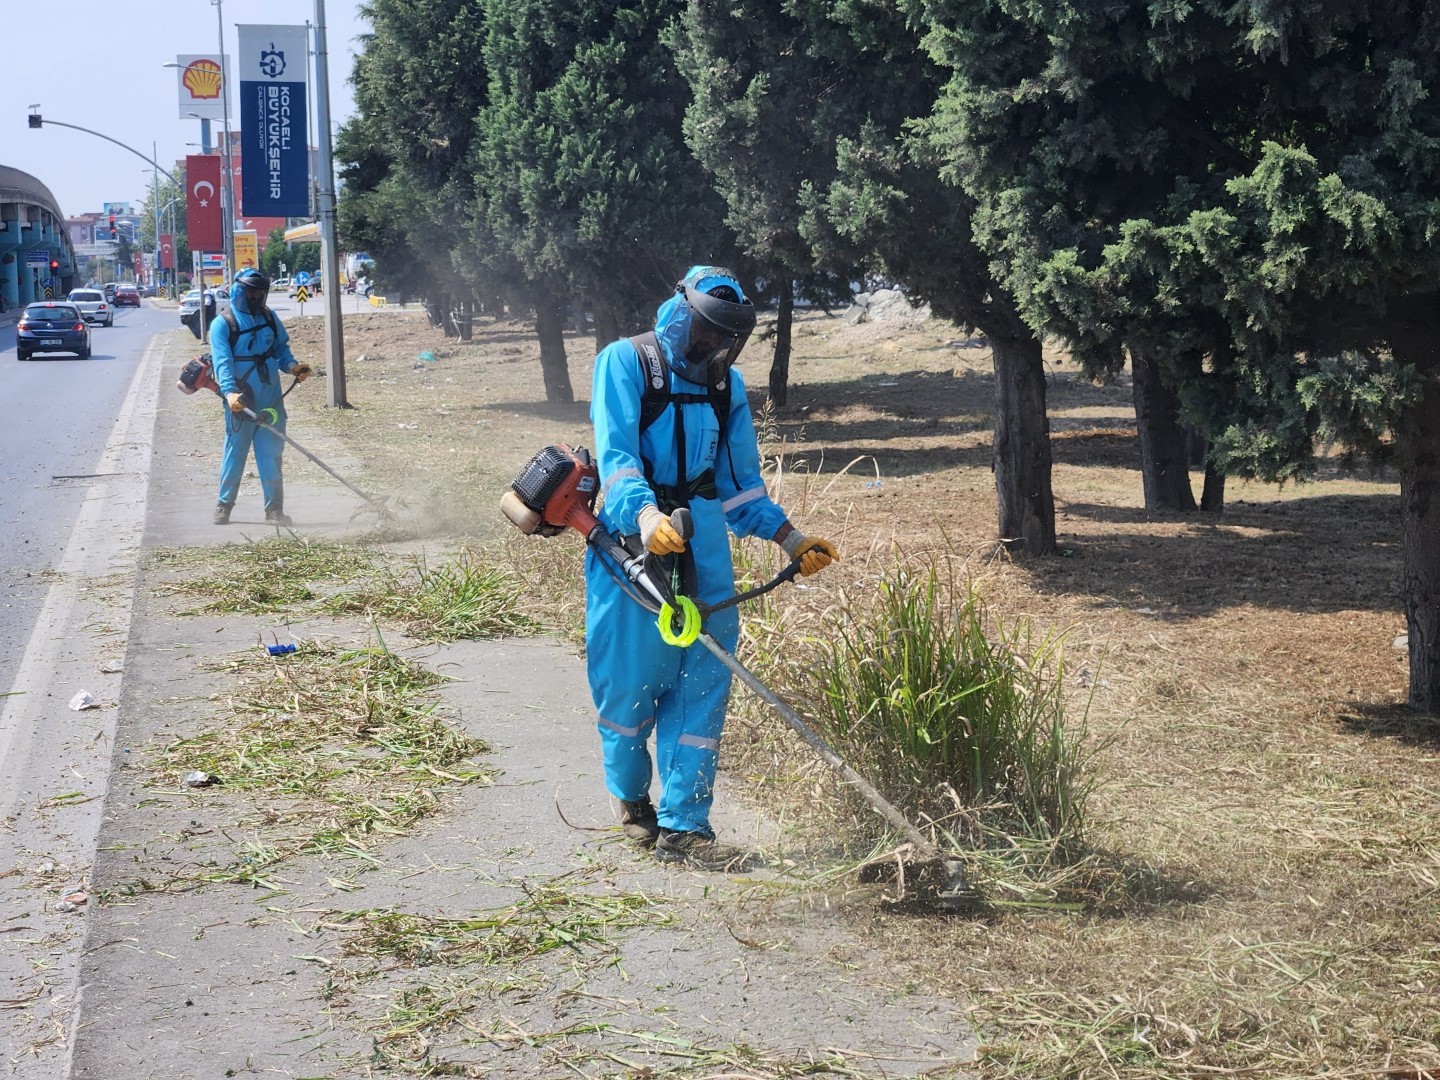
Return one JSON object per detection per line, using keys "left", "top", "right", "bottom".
{"left": 56, "top": 332, "right": 973, "bottom": 1077}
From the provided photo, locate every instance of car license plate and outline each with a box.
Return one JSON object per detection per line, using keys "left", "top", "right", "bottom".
{"left": 42, "top": 338, "right": 62, "bottom": 345}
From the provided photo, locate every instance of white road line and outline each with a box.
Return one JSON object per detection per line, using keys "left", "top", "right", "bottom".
{"left": 0, "top": 336, "right": 161, "bottom": 1077}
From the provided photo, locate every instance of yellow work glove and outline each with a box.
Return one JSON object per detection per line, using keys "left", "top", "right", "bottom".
{"left": 780, "top": 531, "right": 839, "bottom": 577}
{"left": 225, "top": 392, "right": 247, "bottom": 414}
{"left": 638, "top": 505, "right": 686, "bottom": 555}
{"left": 291, "top": 363, "right": 312, "bottom": 382}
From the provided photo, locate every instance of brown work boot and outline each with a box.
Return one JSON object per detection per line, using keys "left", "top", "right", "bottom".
{"left": 655, "top": 829, "right": 752, "bottom": 872}
{"left": 618, "top": 798, "right": 660, "bottom": 847}
{"left": 264, "top": 508, "right": 293, "bottom": 527}
{"left": 213, "top": 503, "right": 233, "bottom": 525}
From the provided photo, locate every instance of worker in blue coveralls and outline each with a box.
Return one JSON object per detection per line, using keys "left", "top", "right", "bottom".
{"left": 587, "top": 266, "right": 838, "bottom": 870}
{"left": 210, "top": 268, "right": 311, "bottom": 526}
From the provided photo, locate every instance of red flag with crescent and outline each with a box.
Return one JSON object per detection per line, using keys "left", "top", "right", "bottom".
{"left": 159, "top": 234, "right": 174, "bottom": 270}
{"left": 186, "top": 154, "right": 223, "bottom": 252}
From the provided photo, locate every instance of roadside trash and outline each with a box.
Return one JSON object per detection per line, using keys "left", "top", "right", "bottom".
{"left": 68, "top": 690, "right": 98, "bottom": 712}
{"left": 100, "top": 662, "right": 122, "bottom": 674}
{"left": 1395, "top": 634, "right": 1409, "bottom": 650}
{"left": 57, "top": 890, "right": 88, "bottom": 913}
{"left": 183, "top": 771, "right": 216, "bottom": 788}
{"left": 266, "top": 643, "right": 297, "bottom": 656}
{"left": 417, "top": 351, "right": 437, "bottom": 363}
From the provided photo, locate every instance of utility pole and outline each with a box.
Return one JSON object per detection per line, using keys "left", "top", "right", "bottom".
{"left": 313, "top": 0, "right": 348, "bottom": 407}
{"left": 213, "top": 0, "right": 236, "bottom": 285}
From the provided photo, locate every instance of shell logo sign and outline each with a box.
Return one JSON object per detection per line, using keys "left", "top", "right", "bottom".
{"left": 175, "top": 54, "right": 228, "bottom": 121}
{"left": 183, "top": 59, "right": 223, "bottom": 100}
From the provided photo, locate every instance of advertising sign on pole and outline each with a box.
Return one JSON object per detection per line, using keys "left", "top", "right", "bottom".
{"left": 237, "top": 25, "right": 310, "bottom": 219}
{"left": 234, "top": 229, "right": 260, "bottom": 273}
{"left": 186, "top": 155, "right": 224, "bottom": 252}
{"left": 176, "top": 54, "right": 229, "bottom": 122}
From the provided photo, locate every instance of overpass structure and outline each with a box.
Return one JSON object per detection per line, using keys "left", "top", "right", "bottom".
{"left": 0, "top": 165, "right": 78, "bottom": 310}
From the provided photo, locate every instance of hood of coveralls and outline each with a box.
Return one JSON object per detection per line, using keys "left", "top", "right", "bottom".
{"left": 654, "top": 266, "right": 755, "bottom": 385}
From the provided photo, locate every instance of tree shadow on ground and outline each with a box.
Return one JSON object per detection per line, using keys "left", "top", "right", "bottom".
{"left": 1337, "top": 702, "right": 1440, "bottom": 748}
{"left": 1027, "top": 492, "right": 1401, "bottom": 617}
{"left": 480, "top": 399, "right": 592, "bottom": 424}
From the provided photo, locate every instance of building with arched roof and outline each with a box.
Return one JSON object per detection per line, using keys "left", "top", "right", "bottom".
{"left": 0, "top": 165, "right": 79, "bottom": 310}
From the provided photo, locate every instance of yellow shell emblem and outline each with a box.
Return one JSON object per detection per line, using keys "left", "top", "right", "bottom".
{"left": 183, "top": 59, "right": 223, "bottom": 101}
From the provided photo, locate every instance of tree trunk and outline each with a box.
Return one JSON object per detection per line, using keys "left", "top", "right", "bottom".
{"left": 1200, "top": 462, "right": 1225, "bottom": 513}
{"left": 1131, "top": 349, "right": 1197, "bottom": 511}
{"left": 991, "top": 331, "right": 1057, "bottom": 555}
{"left": 1398, "top": 375, "right": 1440, "bottom": 712}
{"left": 769, "top": 280, "right": 795, "bottom": 407}
{"left": 592, "top": 305, "right": 621, "bottom": 354}
{"left": 533, "top": 291, "right": 573, "bottom": 405}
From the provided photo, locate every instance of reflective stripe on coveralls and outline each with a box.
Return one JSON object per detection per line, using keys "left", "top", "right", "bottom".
{"left": 210, "top": 279, "right": 302, "bottom": 510}
{"left": 585, "top": 290, "right": 786, "bottom": 835}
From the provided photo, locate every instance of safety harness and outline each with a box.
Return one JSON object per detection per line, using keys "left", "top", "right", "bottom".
{"left": 222, "top": 308, "right": 281, "bottom": 386}
{"left": 629, "top": 331, "right": 731, "bottom": 513}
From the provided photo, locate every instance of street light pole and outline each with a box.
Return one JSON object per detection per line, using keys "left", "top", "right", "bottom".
{"left": 313, "top": 0, "right": 349, "bottom": 407}
{"left": 213, "top": 0, "right": 236, "bottom": 285}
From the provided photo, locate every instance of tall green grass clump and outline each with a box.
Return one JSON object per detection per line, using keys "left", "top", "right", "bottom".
{"left": 807, "top": 562, "right": 1093, "bottom": 852}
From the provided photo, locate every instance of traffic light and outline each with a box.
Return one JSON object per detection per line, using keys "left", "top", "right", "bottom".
{"left": 27, "top": 113, "right": 42, "bottom": 129}
{"left": 49, "top": 260, "right": 58, "bottom": 272}
{"left": 108, "top": 215, "right": 116, "bottom": 239}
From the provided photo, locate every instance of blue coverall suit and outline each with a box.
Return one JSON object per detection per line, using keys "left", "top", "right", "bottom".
{"left": 585, "top": 292, "right": 787, "bottom": 837}
{"left": 210, "top": 280, "right": 302, "bottom": 512}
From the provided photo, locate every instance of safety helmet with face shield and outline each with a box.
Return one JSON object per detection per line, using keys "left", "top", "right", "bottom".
{"left": 655, "top": 266, "right": 756, "bottom": 385}
{"left": 232, "top": 268, "right": 270, "bottom": 316}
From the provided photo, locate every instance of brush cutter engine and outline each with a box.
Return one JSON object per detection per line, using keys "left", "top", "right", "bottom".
{"left": 501, "top": 444, "right": 602, "bottom": 539}
{"left": 177, "top": 354, "right": 220, "bottom": 396}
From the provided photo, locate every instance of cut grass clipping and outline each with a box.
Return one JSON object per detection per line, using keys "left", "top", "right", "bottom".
{"left": 151, "top": 642, "right": 488, "bottom": 889}
{"left": 790, "top": 559, "right": 1105, "bottom": 907}
{"left": 326, "top": 872, "right": 873, "bottom": 1076}
{"left": 151, "top": 535, "right": 377, "bottom": 614}
{"left": 324, "top": 548, "right": 538, "bottom": 642}
{"left": 151, "top": 537, "right": 536, "bottom": 642}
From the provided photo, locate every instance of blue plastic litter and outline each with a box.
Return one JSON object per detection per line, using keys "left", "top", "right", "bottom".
{"left": 417, "top": 351, "right": 437, "bottom": 363}
{"left": 266, "top": 644, "right": 297, "bottom": 656}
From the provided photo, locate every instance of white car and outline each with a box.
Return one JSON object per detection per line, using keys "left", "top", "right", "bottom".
{"left": 178, "top": 289, "right": 204, "bottom": 320}
{"left": 67, "top": 289, "right": 113, "bottom": 327}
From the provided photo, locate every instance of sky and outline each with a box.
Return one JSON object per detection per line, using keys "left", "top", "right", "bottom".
{"left": 1, "top": 0, "right": 373, "bottom": 219}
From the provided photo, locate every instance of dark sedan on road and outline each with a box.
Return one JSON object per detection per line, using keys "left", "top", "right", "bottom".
{"left": 16, "top": 302, "right": 92, "bottom": 361}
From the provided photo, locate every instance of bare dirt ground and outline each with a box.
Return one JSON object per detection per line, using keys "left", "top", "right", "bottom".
{"left": 268, "top": 304, "right": 1437, "bottom": 1078}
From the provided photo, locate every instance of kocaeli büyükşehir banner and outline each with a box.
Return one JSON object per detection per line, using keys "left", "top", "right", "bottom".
{"left": 237, "top": 25, "right": 309, "bottom": 218}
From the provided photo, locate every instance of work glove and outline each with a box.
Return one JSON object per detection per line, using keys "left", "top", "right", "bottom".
{"left": 780, "top": 530, "right": 839, "bottom": 577}
{"left": 290, "top": 363, "right": 313, "bottom": 382}
{"left": 225, "top": 391, "right": 247, "bottom": 414}
{"left": 638, "top": 505, "right": 686, "bottom": 556}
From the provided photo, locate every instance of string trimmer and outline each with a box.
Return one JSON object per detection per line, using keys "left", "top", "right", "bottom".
{"left": 177, "top": 354, "right": 393, "bottom": 521}
{"left": 500, "top": 443, "right": 972, "bottom": 906}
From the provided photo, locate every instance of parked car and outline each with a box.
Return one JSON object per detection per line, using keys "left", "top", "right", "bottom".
{"left": 113, "top": 283, "right": 141, "bottom": 307}
{"left": 67, "top": 289, "right": 113, "bottom": 327}
{"left": 16, "top": 302, "right": 92, "bottom": 361}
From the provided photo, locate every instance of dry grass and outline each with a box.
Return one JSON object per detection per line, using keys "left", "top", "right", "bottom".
{"left": 114, "top": 641, "right": 490, "bottom": 894}
{"left": 274, "top": 307, "right": 1440, "bottom": 1077}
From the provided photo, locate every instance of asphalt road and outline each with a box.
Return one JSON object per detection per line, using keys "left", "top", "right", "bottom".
{"left": 0, "top": 302, "right": 173, "bottom": 694}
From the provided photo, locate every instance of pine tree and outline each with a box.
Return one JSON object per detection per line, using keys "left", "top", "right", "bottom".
{"left": 916, "top": 0, "right": 1440, "bottom": 709}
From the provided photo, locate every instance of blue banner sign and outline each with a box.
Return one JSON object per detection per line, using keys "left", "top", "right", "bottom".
{"left": 237, "top": 24, "right": 310, "bottom": 218}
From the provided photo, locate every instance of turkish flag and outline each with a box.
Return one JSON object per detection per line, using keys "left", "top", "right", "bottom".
{"left": 186, "top": 154, "right": 223, "bottom": 252}
{"left": 159, "top": 234, "right": 174, "bottom": 270}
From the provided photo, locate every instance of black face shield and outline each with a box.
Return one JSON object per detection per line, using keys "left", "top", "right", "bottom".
{"left": 680, "top": 280, "right": 755, "bottom": 382}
